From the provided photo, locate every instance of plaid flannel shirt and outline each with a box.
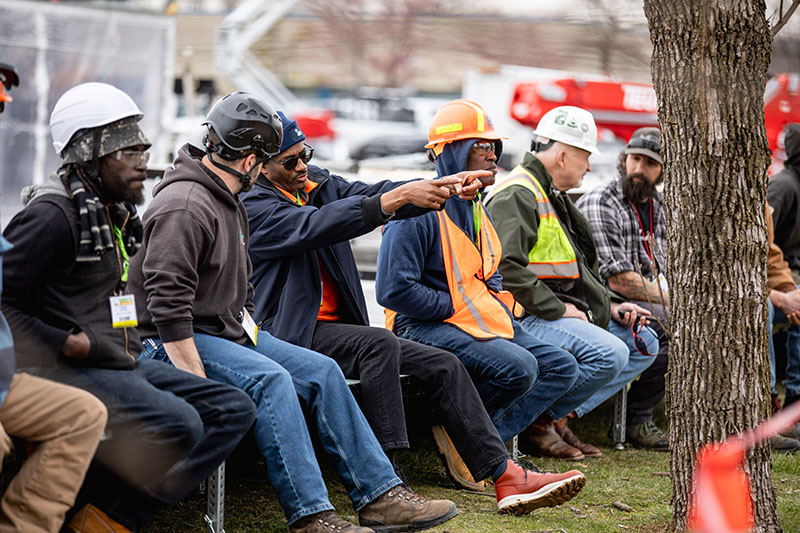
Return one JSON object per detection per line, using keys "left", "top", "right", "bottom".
{"left": 575, "top": 178, "right": 667, "bottom": 282}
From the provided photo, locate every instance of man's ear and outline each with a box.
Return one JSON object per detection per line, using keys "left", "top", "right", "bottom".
{"left": 557, "top": 148, "right": 568, "bottom": 169}
{"left": 242, "top": 153, "right": 261, "bottom": 174}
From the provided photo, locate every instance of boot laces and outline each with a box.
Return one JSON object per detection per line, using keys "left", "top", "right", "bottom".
{"left": 314, "top": 511, "right": 356, "bottom": 531}
{"left": 641, "top": 421, "right": 667, "bottom": 438}
{"left": 388, "top": 485, "right": 426, "bottom": 505}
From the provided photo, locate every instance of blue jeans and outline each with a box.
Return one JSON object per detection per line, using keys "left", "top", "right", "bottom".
{"left": 140, "top": 331, "right": 400, "bottom": 525}
{"left": 31, "top": 358, "right": 256, "bottom": 528}
{"left": 396, "top": 320, "right": 577, "bottom": 442}
{"left": 519, "top": 315, "right": 628, "bottom": 419}
{"left": 575, "top": 319, "right": 659, "bottom": 417}
{"left": 768, "top": 296, "right": 800, "bottom": 397}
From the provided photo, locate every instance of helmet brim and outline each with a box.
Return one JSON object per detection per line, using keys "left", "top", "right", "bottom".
{"left": 424, "top": 132, "right": 508, "bottom": 149}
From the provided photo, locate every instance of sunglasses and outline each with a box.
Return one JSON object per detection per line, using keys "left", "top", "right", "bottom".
{"left": 631, "top": 319, "right": 656, "bottom": 356}
{"left": 114, "top": 150, "right": 150, "bottom": 167}
{"left": 275, "top": 144, "right": 314, "bottom": 171}
{"left": 628, "top": 134, "right": 660, "bottom": 155}
{"left": 471, "top": 141, "right": 496, "bottom": 154}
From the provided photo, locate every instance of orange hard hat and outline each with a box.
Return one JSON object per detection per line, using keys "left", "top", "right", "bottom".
{"left": 425, "top": 99, "right": 507, "bottom": 157}
{"left": 0, "top": 63, "right": 19, "bottom": 110}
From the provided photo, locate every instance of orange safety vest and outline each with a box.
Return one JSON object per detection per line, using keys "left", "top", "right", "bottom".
{"left": 385, "top": 204, "right": 518, "bottom": 339}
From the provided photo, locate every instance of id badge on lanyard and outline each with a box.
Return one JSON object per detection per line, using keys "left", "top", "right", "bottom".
{"left": 109, "top": 294, "right": 138, "bottom": 328}
{"left": 241, "top": 307, "right": 258, "bottom": 345}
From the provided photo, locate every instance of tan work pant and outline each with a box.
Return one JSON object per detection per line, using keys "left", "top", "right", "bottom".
{"left": 0, "top": 372, "right": 107, "bottom": 533}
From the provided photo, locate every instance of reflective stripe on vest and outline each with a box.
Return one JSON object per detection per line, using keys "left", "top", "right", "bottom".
{"left": 489, "top": 166, "right": 580, "bottom": 280}
{"left": 437, "top": 205, "right": 515, "bottom": 339}
{"left": 383, "top": 206, "right": 518, "bottom": 338}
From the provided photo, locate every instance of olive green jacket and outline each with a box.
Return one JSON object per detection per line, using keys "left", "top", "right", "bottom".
{"left": 487, "top": 153, "right": 617, "bottom": 328}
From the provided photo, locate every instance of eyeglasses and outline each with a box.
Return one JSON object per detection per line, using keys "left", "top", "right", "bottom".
{"left": 275, "top": 144, "right": 314, "bottom": 171}
{"left": 114, "top": 150, "right": 150, "bottom": 167}
{"left": 628, "top": 134, "right": 660, "bottom": 155}
{"left": 631, "top": 319, "right": 656, "bottom": 356}
{"left": 471, "top": 141, "right": 496, "bottom": 154}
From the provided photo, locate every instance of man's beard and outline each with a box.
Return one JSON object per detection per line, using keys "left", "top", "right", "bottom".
{"left": 122, "top": 188, "right": 145, "bottom": 205}
{"left": 106, "top": 180, "right": 145, "bottom": 205}
{"left": 621, "top": 171, "right": 659, "bottom": 204}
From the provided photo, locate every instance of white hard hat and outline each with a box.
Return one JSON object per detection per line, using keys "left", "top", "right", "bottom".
{"left": 50, "top": 82, "right": 143, "bottom": 156}
{"left": 532, "top": 105, "right": 600, "bottom": 156}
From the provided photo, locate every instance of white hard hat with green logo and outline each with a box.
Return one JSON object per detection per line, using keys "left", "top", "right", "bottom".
{"left": 532, "top": 105, "right": 600, "bottom": 156}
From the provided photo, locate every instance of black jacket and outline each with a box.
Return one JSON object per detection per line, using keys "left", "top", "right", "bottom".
{"left": 2, "top": 185, "right": 139, "bottom": 369}
{"left": 242, "top": 166, "right": 426, "bottom": 348}
{"left": 768, "top": 124, "right": 800, "bottom": 272}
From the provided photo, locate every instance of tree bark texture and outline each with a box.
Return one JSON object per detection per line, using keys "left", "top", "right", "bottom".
{"left": 642, "top": 1, "right": 778, "bottom": 531}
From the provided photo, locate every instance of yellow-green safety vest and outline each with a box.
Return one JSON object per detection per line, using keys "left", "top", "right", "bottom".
{"left": 490, "top": 166, "right": 580, "bottom": 280}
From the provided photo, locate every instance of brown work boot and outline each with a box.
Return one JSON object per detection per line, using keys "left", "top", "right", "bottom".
{"left": 65, "top": 504, "right": 131, "bottom": 533}
{"left": 358, "top": 485, "right": 458, "bottom": 532}
{"left": 554, "top": 418, "right": 602, "bottom": 458}
{"left": 519, "top": 416, "right": 584, "bottom": 461}
{"left": 431, "top": 425, "right": 485, "bottom": 491}
{"left": 290, "top": 511, "right": 374, "bottom": 532}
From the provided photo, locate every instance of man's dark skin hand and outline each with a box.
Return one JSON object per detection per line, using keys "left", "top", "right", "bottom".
{"left": 379, "top": 170, "right": 493, "bottom": 212}
{"left": 62, "top": 331, "right": 91, "bottom": 359}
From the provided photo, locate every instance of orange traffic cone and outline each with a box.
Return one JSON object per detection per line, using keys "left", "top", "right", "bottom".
{"left": 687, "top": 440, "right": 754, "bottom": 533}
{"left": 686, "top": 400, "right": 800, "bottom": 532}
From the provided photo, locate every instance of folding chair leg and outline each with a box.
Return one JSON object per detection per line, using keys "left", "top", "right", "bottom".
{"left": 612, "top": 388, "right": 627, "bottom": 450}
{"left": 204, "top": 461, "right": 225, "bottom": 533}
{"left": 507, "top": 435, "right": 523, "bottom": 460}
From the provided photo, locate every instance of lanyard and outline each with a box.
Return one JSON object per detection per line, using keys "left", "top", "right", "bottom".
{"left": 630, "top": 198, "right": 654, "bottom": 268}
{"left": 472, "top": 192, "right": 482, "bottom": 246}
{"left": 112, "top": 225, "right": 129, "bottom": 283}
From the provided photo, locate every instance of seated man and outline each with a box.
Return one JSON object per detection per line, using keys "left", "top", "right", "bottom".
{"left": 768, "top": 123, "right": 800, "bottom": 409}
{"left": 765, "top": 204, "right": 800, "bottom": 447}
{"left": 1, "top": 82, "right": 256, "bottom": 531}
{"left": 375, "top": 99, "right": 585, "bottom": 504}
{"left": 242, "top": 112, "right": 580, "bottom": 511}
{"left": 129, "top": 91, "right": 457, "bottom": 532}
{"left": 486, "top": 106, "right": 658, "bottom": 459}
{"left": 576, "top": 127, "right": 670, "bottom": 450}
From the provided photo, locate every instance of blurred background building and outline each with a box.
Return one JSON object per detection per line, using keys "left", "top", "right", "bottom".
{"left": 1, "top": 0, "right": 798, "bottom": 231}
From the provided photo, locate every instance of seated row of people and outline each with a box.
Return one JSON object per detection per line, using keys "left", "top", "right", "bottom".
{"left": 24, "top": 79, "right": 796, "bottom": 532}
{"left": 1, "top": 84, "right": 605, "bottom": 532}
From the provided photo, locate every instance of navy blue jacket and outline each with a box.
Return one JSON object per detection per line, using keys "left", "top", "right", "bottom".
{"left": 242, "top": 165, "right": 427, "bottom": 348}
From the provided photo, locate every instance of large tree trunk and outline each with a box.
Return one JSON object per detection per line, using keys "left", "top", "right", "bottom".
{"left": 642, "top": 1, "right": 778, "bottom": 531}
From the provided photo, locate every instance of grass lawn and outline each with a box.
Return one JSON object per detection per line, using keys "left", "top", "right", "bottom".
{"left": 143, "top": 399, "right": 800, "bottom": 532}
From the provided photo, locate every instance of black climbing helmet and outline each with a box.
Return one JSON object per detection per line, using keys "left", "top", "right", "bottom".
{"left": 202, "top": 91, "right": 283, "bottom": 161}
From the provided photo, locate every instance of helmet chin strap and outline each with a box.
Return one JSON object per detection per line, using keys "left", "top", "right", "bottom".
{"left": 207, "top": 153, "right": 264, "bottom": 193}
